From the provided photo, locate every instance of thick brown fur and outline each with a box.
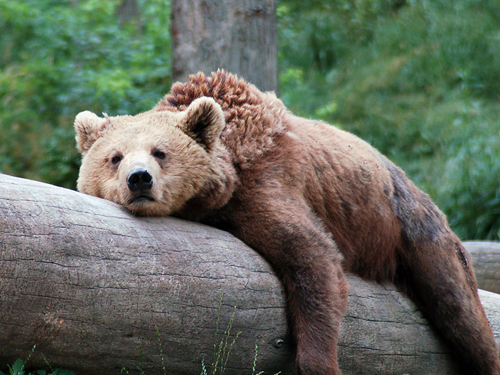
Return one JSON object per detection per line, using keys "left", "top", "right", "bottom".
{"left": 75, "top": 70, "right": 500, "bottom": 375}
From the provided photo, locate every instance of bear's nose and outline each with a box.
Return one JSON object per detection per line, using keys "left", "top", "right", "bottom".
{"left": 127, "top": 168, "right": 153, "bottom": 192}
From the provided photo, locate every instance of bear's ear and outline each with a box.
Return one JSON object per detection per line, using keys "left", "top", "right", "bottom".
{"left": 74, "top": 111, "right": 111, "bottom": 155}
{"left": 181, "top": 97, "right": 225, "bottom": 149}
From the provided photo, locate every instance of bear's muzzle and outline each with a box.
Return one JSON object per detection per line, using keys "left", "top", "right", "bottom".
{"left": 127, "top": 168, "right": 153, "bottom": 193}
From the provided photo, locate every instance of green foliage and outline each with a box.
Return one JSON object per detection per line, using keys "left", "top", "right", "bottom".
{"left": 0, "top": 359, "right": 74, "bottom": 375}
{"left": 278, "top": 0, "right": 500, "bottom": 240}
{"left": 437, "top": 105, "right": 500, "bottom": 240}
{"left": 0, "top": 0, "right": 171, "bottom": 188}
{"left": 1, "top": 346, "right": 75, "bottom": 375}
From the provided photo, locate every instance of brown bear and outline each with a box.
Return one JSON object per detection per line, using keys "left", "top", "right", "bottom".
{"left": 74, "top": 70, "right": 500, "bottom": 375}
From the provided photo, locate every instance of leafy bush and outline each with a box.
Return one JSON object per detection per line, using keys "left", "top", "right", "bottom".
{"left": 0, "top": 0, "right": 171, "bottom": 189}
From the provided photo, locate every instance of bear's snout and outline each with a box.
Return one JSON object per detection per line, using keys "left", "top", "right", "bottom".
{"left": 127, "top": 168, "right": 153, "bottom": 192}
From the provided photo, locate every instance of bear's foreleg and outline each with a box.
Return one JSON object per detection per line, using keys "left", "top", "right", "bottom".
{"left": 219, "top": 193, "right": 348, "bottom": 375}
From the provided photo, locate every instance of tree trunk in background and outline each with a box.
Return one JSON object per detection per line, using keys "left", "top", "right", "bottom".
{"left": 170, "top": 0, "right": 278, "bottom": 93}
{"left": 117, "top": 0, "right": 140, "bottom": 25}
{"left": 1, "top": 173, "right": 500, "bottom": 375}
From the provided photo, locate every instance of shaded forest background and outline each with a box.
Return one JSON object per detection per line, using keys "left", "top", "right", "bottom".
{"left": 1, "top": 0, "right": 500, "bottom": 240}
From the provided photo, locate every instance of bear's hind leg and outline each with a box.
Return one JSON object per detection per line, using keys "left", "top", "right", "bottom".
{"left": 386, "top": 160, "right": 500, "bottom": 374}
{"left": 396, "top": 234, "right": 500, "bottom": 375}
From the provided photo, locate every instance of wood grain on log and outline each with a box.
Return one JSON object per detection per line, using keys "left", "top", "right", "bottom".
{"left": 463, "top": 241, "right": 500, "bottom": 294}
{"left": 0, "top": 173, "right": 499, "bottom": 374}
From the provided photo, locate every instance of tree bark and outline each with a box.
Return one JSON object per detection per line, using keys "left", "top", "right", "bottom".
{"left": 0, "top": 173, "right": 499, "bottom": 375}
{"left": 170, "top": 0, "right": 278, "bottom": 93}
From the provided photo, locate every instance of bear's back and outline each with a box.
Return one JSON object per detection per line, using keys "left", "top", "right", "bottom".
{"left": 156, "top": 71, "right": 288, "bottom": 168}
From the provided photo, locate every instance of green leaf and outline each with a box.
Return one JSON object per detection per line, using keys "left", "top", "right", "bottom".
{"left": 9, "top": 359, "right": 25, "bottom": 375}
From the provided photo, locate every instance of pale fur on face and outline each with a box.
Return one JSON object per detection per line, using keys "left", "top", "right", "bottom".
{"left": 75, "top": 97, "right": 226, "bottom": 216}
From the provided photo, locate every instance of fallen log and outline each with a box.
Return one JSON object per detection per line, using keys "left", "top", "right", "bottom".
{"left": 464, "top": 241, "right": 500, "bottom": 294}
{"left": 0, "top": 173, "right": 499, "bottom": 375}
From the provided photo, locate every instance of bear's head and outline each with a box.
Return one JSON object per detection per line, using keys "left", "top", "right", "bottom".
{"left": 75, "top": 97, "right": 235, "bottom": 217}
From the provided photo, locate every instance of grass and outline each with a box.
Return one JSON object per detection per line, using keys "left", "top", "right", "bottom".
{"left": 199, "top": 291, "right": 280, "bottom": 375}
{"left": 201, "top": 291, "right": 241, "bottom": 375}
{"left": 0, "top": 346, "right": 75, "bottom": 375}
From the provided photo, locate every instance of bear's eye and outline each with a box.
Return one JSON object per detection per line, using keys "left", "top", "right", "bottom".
{"left": 152, "top": 149, "right": 166, "bottom": 160}
{"left": 110, "top": 154, "right": 123, "bottom": 165}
